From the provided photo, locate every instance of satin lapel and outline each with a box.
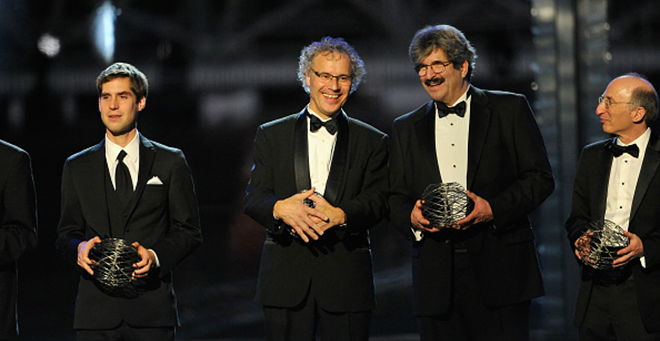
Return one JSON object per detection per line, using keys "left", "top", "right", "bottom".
{"left": 466, "top": 89, "right": 490, "bottom": 189}
{"left": 596, "top": 139, "right": 616, "bottom": 218}
{"left": 294, "top": 110, "right": 311, "bottom": 192}
{"left": 85, "top": 140, "right": 112, "bottom": 237}
{"left": 415, "top": 102, "right": 442, "bottom": 183}
{"left": 324, "top": 111, "right": 349, "bottom": 204}
{"left": 122, "top": 135, "right": 156, "bottom": 227}
{"left": 631, "top": 133, "right": 660, "bottom": 221}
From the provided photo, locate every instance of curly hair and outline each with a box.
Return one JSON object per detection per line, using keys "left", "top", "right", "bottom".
{"left": 297, "top": 37, "right": 365, "bottom": 94}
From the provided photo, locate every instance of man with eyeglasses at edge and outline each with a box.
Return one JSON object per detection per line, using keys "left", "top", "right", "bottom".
{"left": 566, "top": 73, "right": 660, "bottom": 340}
{"left": 244, "top": 37, "right": 388, "bottom": 340}
{"left": 388, "top": 24, "right": 554, "bottom": 341}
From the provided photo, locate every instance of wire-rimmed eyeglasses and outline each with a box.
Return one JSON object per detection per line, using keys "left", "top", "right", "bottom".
{"left": 414, "top": 60, "right": 452, "bottom": 77}
{"left": 310, "top": 68, "right": 352, "bottom": 85}
{"left": 599, "top": 96, "right": 632, "bottom": 109}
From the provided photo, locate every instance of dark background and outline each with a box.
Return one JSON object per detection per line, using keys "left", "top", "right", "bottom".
{"left": 1, "top": 0, "right": 660, "bottom": 340}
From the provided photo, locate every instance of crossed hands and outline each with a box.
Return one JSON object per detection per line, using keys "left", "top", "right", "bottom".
{"left": 273, "top": 188, "right": 345, "bottom": 243}
{"left": 77, "top": 236, "right": 156, "bottom": 279}
{"left": 411, "top": 190, "right": 493, "bottom": 233}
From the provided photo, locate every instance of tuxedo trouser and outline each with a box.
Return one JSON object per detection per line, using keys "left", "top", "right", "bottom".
{"left": 263, "top": 286, "right": 371, "bottom": 341}
{"left": 418, "top": 250, "right": 530, "bottom": 341}
{"left": 579, "top": 277, "right": 660, "bottom": 341}
{"left": 76, "top": 321, "right": 174, "bottom": 341}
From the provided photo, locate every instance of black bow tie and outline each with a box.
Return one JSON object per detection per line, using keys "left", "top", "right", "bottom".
{"left": 308, "top": 114, "right": 338, "bottom": 135}
{"left": 610, "top": 143, "right": 639, "bottom": 158}
{"left": 436, "top": 101, "right": 466, "bottom": 118}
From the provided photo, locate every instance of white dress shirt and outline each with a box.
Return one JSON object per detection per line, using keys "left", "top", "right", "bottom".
{"left": 414, "top": 87, "right": 471, "bottom": 241}
{"left": 105, "top": 132, "right": 140, "bottom": 190}
{"left": 605, "top": 128, "right": 651, "bottom": 267}
{"left": 307, "top": 107, "right": 338, "bottom": 196}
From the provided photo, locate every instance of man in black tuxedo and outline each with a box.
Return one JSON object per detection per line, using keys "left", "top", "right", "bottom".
{"left": 244, "top": 37, "right": 388, "bottom": 340}
{"left": 389, "top": 25, "right": 554, "bottom": 340}
{"left": 566, "top": 73, "right": 660, "bottom": 340}
{"left": 56, "top": 62, "right": 202, "bottom": 340}
{"left": 0, "top": 139, "right": 37, "bottom": 340}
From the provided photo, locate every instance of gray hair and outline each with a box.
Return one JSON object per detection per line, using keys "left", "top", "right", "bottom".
{"left": 624, "top": 72, "right": 659, "bottom": 126}
{"left": 297, "top": 37, "right": 365, "bottom": 94}
{"left": 409, "top": 25, "right": 477, "bottom": 81}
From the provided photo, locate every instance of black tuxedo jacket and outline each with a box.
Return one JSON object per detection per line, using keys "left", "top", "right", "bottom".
{"left": 244, "top": 109, "right": 388, "bottom": 312}
{"left": 389, "top": 87, "right": 554, "bottom": 316}
{"left": 0, "top": 140, "right": 37, "bottom": 338}
{"left": 566, "top": 133, "right": 660, "bottom": 332}
{"left": 56, "top": 134, "right": 202, "bottom": 329}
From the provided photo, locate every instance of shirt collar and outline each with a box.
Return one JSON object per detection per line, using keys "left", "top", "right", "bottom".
{"left": 617, "top": 128, "right": 651, "bottom": 148}
{"left": 105, "top": 131, "right": 140, "bottom": 164}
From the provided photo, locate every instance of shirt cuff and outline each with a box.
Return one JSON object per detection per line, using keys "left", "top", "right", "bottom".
{"left": 148, "top": 249, "right": 161, "bottom": 268}
{"left": 412, "top": 227, "right": 424, "bottom": 241}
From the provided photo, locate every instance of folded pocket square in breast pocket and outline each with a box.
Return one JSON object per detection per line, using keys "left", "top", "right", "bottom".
{"left": 147, "top": 176, "right": 163, "bottom": 185}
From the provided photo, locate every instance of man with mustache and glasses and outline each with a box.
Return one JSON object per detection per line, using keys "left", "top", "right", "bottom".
{"left": 244, "top": 37, "right": 388, "bottom": 340}
{"left": 388, "top": 24, "right": 554, "bottom": 341}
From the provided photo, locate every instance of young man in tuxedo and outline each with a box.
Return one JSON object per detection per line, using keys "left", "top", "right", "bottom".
{"left": 244, "top": 37, "right": 388, "bottom": 340}
{"left": 56, "top": 62, "right": 202, "bottom": 340}
{"left": 0, "top": 139, "right": 37, "bottom": 340}
{"left": 388, "top": 24, "right": 554, "bottom": 340}
{"left": 566, "top": 73, "right": 660, "bottom": 340}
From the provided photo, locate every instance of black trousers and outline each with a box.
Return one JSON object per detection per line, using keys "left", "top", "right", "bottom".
{"left": 263, "top": 285, "right": 371, "bottom": 341}
{"left": 418, "top": 250, "right": 531, "bottom": 341}
{"left": 579, "top": 277, "right": 660, "bottom": 341}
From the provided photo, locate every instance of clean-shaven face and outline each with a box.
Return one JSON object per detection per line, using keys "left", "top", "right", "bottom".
{"left": 305, "top": 51, "right": 352, "bottom": 119}
{"left": 99, "top": 77, "right": 144, "bottom": 139}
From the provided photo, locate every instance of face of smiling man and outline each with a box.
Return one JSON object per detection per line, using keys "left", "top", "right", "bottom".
{"left": 99, "top": 76, "right": 145, "bottom": 146}
{"left": 306, "top": 51, "right": 352, "bottom": 120}
{"left": 420, "top": 48, "right": 469, "bottom": 106}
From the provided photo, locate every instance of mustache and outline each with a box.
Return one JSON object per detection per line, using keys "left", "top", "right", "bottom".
{"left": 425, "top": 77, "right": 445, "bottom": 87}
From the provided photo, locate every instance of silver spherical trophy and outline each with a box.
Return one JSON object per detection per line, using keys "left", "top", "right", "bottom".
{"left": 89, "top": 238, "right": 141, "bottom": 297}
{"left": 421, "top": 182, "right": 473, "bottom": 226}
{"left": 576, "top": 219, "right": 630, "bottom": 270}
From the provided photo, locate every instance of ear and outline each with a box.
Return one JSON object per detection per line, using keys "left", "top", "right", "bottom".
{"left": 305, "top": 70, "right": 311, "bottom": 88}
{"left": 137, "top": 97, "right": 147, "bottom": 112}
{"left": 460, "top": 60, "right": 469, "bottom": 78}
{"left": 632, "top": 106, "right": 647, "bottom": 124}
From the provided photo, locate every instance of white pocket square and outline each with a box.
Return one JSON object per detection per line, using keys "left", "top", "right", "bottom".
{"left": 147, "top": 176, "right": 163, "bottom": 185}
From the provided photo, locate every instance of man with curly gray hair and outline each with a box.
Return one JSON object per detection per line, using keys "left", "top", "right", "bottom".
{"left": 245, "top": 37, "right": 388, "bottom": 340}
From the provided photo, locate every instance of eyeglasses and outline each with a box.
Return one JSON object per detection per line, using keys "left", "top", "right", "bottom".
{"left": 598, "top": 96, "right": 633, "bottom": 109}
{"left": 310, "top": 68, "right": 352, "bottom": 85}
{"left": 414, "top": 60, "right": 452, "bottom": 76}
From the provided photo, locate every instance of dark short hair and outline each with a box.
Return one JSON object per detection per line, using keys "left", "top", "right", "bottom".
{"left": 625, "top": 72, "right": 659, "bottom": 127}
{"left": 96, "top": 62, "right": 149, "bottom": 101}
{"left": 297, "top": 37, "right": 365, "bottom": 95}
{"left": 409, "top": 25, "right": 477, "bottom": 81}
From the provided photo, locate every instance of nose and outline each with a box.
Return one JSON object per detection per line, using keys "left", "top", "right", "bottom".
{"left": 596, "top": 101, "right": 607, "bottom": 116}
{"left": 328, "top": 77, "right": 340, "bottom": 90}
{"left": 109, "top": 97, "right": 119, "bottom": 110}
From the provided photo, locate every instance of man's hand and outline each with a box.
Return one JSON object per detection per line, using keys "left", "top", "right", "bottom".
{"left": 273, "top": 188, "right": 329, "bottom": 243}
{"left": 613, "top": 231, "right": 644, "bottom": 268}
{"left": 77, "top": 236, "right": 102, "bottom": 275}
{"left": 454, "top": 190, "right": 493, "bottom": 230}
{"left": 131, "top": 242, "right": 156, "bottom": 279}
{"left": 411, "top": 200, "right": 444, "bottom": 233}
{"left": 574, "top": 231, "right": 593, "bottom": 261}
{"left": 308, "top": 194, "right": 345, "bottom": 232}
